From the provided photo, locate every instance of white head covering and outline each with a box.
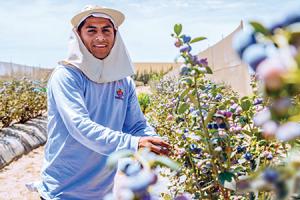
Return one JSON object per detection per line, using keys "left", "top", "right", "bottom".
{"left": 59, "top": 6, "right": 135, "bottom": 83}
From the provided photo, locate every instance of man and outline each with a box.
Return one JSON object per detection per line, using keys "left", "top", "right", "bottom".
{"left": 37, "top": 5, "right": 170, "bottom": 199}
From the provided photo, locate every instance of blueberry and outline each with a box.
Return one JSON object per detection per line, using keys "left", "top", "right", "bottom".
{"left": 127, "top": 171, "right": 157, "bottom": 192}
{"left": 283, "top": 12, "right": 300, "bottom": 25}
{"left": 180, "top": 65, "right": 189, "bottom": 76}
{"left": 195, "top": 148, "right": 202, "bottom": 154}
{"left": 237, "top": 146, "right": 243, "bottom": 153}
{"left": 201, "top": 168, "right": 209, "bottom": 174}
{"left": 125, "top": 162, "right": 142, "bottom": 176}
{"left": 119, "top": 159, "right": 134, "bottom": 174}
{"left": 182, "top": 35, "right": 191, "bottom": 43}
{"left": 191, "top": 55, "right": 198, "bottom": 65}
{"left": 242, "top": 44, "right": 267, "bottom": 71}
{"left": 180, "top": 45, "right": 192, "bottom": 53}
{"left": 263, "top": 168, "right": 279, "bottom": 183}
{"left": 237, "top": 146, "right": 246, "bottom": 153}
{"left": 190, "top": 144, "right": 202, "bottom": 154}
{"left": 175, "top": 195, "right": 190, "bottom": 200}
{"left": 266, "top": 154, "right": 273, "bottom": 160}
{"left": 269, "top": 12, "right": 300, "bottom": 32}
{"left": 233, "top": 29, "right": 256, "bottom": 58}
{"left": 253, "top": 98, "right": 263, "bottom": 105}
{"left": 191, "top": 110, "right": 200, "bottom": 117}
{"left": 268, "top": 19, "right": 285, "bottom": 33}
{"left": 184, "top": 157, "right": 192, "bottom": 168}
{"left": 176, "top": 117, "right": 185, "bottom": 123}
{"left": 207, "top": 123, "right": 213, "bottom": 129}
{"left": 190, "top": 143, "right": 197, "bottom": 151}
{"left": 140, "top": 193, "right": 151, "bottom": 200}
{"left": 197, "top": 58, "right": 208, "bottom": 66}
{"left": 204, "top": 84, "right": 212, "bottom": 91}
{"left": 218, "top": 123, "right": 227, "bottom": 129}
{"left": 211, "top": 138, "right": 218, "bottom": 145}
{"left": 119, "top": 159, "right": 142, "bottom": 176}
{"left": 206, "top": 163, "right": 212, "bottom": 168}
{"left": 213, "top": 123, "right": 219, "bottom": 129}
{"left": 244, "top": 152, "right": 253, "bottom": 161}
{"left": 250, "top": 159, "right": 256, "bottom": 170}
{"left": 215, "top": 94, "right": 222, "bottom": 101}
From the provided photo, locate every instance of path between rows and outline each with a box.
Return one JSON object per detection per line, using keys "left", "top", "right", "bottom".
{"left": 0, "top": 146, "right": 43, "bottom": 200}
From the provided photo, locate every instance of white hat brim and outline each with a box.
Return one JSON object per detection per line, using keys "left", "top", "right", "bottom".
{"left": 71, "top": 7, "right": 125, "bottom": 28}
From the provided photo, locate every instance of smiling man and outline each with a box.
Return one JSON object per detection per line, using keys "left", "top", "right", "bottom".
{"left": 77, "top": 17, "right": 115, "bottom": 59}
{"left": 37, "top": 5, "right": 170, "bottom": 200}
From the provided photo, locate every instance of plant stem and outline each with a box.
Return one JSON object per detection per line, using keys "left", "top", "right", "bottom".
{"left": 193, "top": 76, "right": 227, "bottom": 198}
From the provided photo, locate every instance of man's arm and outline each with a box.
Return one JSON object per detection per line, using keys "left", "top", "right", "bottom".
{"left": 122, "top": 78, "right": 157, "bottom": 137}
{"left": 48, "top": 67, "right": 140, "bottom": 156}
{"left": 122, "top": 78, "right": 170, "bottom": 155}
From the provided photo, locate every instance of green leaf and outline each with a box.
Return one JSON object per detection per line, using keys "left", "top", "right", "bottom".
{"left": 155, "top": 156, "right": 181, "bottom": 171}
{"left": 218, "top": 171, "right": 235, "bottom": 186}
{"left": 181, "top": 77, "right": 193, "bottom": 85}
{"left": 162, "top": 194, "right": 172, "bottom": 200}
{"left": 258, "top": 140, "right": 267, "bottom": 146}
{"left": 249, "top": 21, "right": 269, "bottom": 36}
{"left": 106, "top": 150, "right": 134, "bottom": 168}
{"left": 190, "top": 36, "right": 207, "bottom": 44}
{"left": 205, "top": 66, "right": 213, "bottom": 74}
{"left": 188, "top": 93, "right": 198, "bottom": 106}
{"left": 204, "top": 107, "right": 217, "bottom": 127}
{"left": 178, "top": 102, "right": 189, "bottom": 114}
{"left": 179, "top": 87, "right": 191, "bottom": 101}
{"left": 232, "top": 166, "right": 245, "bottom": 174}
{"left": 174, "top": 24, "right": 182, "bottom": 36}
{"left": 241, "top": 98, "right": 251, "bottom": 111}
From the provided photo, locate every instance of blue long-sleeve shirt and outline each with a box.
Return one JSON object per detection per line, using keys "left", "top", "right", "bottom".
{"left": 38, "top": 65, "right": 156, "bottom": 199}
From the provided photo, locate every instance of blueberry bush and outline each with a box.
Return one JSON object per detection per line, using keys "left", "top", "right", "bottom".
{"left": 104, "top": 149, "right": 181, "bottom": 200}
{"left": 146, "top": 25, "right": 285, "bottom": 198}
{"left": 138, "top": 93, "right": 151, "bottom": 114}
{"left": 106, "top": 9, "right": 300, "bottom": 200}
{"left": 232, "top": 8, "right": 300, "bottom": 199}
{"left": 0, "top": 78, "right": 47, "bottom": 129}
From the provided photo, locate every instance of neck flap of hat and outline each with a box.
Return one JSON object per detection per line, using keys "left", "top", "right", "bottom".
{"left": 59, "top": 28, "right": 135, "bottom": 83}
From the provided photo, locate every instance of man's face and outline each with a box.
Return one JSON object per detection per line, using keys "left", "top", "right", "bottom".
{"left": 78, "top": 17, "right": 116, "bottom": 59}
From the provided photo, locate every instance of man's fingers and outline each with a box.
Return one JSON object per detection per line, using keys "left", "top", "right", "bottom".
{"left": 138, "top": 137, "right": 171, "bottom": 156}
{"left": 149, "top": 144, "right": 170, "bottom": 156}
{"left": 150, "top": 138, "right": 171, "bottom": 148}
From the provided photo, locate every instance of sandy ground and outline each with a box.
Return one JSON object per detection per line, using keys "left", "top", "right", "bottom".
{"left": 0, "top": 146, "right": 44, "bottom": 200}
{"left": 0, "top": 86, "right": 153, "bottom": 200}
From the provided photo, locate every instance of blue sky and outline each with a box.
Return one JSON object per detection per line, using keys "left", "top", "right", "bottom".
{"left": 0, "top": 0, "right": 299, "bottom": 68}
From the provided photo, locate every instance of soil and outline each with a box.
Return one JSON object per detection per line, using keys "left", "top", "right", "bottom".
{"left": 0, "top": 146, "right": 43, "bottom": 200}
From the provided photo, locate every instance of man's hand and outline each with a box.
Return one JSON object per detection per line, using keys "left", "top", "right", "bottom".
{"left": 138, "top": 136, "right": 171, "bottom": 156}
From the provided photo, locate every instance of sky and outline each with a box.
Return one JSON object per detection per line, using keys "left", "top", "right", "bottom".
{"left": 0, "top": 0, "right": 299, "bottom": 68}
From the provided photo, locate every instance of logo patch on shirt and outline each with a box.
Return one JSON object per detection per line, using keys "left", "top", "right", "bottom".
{"left": 115, "top": 88, "right": 124, "bottom": 100}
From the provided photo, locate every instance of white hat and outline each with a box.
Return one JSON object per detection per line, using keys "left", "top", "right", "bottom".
{"left": 59, "top": 5, "right": 135, "bottom": 83}
{"left": 71, "top": 5, "right": 125, "bottom": 28}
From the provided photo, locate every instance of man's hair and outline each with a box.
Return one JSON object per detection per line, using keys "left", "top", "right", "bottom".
{"left": 77, "top": 16, "right": 117, "bottom": 35}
